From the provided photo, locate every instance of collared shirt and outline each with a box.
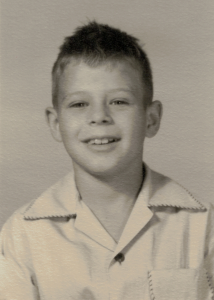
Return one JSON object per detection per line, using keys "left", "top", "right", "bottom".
{"left": 0, "top": 165, "right": 214, "bottom": 299}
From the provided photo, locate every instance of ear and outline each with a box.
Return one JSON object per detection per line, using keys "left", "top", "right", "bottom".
{"left": 45, "top": 107, "right": 62, "bottom": 142}
{"left": 145, "top": 100, "right": 163, "bottom": 138}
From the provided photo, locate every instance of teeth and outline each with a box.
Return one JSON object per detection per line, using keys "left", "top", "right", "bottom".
{"left": 95, "top": 139, "right": 102, "bottom": 145}
{"left": 102, "top": 139, "right": 109, "bottom": 144}
{"left": 88, "top": 138, "right": 116, "bottom": 145}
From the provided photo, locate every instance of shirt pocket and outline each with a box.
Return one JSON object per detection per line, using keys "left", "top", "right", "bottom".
{"left": 148, "top": 268, "right": 214, "bottom": 300}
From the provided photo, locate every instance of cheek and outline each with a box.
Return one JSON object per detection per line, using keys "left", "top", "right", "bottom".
{"left": 131, "top": 122, "right": 147, "bottom": 150}
{"left": 127, "top": 111, "right": 146, "bottom": 136}
{"left": 58, "top": 121, "right": 75, "bottom": 146}
{"left": 59, "top": 113, "right": 80, "bottom": 134}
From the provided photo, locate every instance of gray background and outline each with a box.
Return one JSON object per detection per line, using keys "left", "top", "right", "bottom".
{"left": 1, "top": 0, "right": 214, "bottom": 229}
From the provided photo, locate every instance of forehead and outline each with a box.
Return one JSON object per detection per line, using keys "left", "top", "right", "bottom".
{"left": 58, "top": 59, "right": 144, "bottom": 100}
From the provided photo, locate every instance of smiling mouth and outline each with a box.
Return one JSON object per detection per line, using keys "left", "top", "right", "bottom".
{"left": 86, "top": 138, "right": 119, "bottom": 145}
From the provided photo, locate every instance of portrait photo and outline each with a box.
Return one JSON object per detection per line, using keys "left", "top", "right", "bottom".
{"left": 1, "top": 1, "right": 214, "bottom": 299}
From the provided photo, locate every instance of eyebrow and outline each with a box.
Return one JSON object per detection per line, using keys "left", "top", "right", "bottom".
{"left": 62, "top": 91, "right": 86, "bottom": 102}
{"left": 63, "top": 88, "right": 137, "bottom": 101}
{"left": 107, "top": 88, "right": 137, "bottom": 94}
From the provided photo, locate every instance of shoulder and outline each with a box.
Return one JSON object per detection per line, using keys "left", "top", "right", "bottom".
{"left": 146, "top": 165, "right": 211, "bottom": 211}
{"left": 1, "top": 171, "right": 76, "bottom": 234}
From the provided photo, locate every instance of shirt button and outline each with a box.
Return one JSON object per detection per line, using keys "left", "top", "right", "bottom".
{"left": 114, "top": 253, "right": 125, "bottom": 263}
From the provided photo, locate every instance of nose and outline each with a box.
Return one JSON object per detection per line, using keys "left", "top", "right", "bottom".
{"left": 88, "top": 103, "right": 113, "bottom": 125}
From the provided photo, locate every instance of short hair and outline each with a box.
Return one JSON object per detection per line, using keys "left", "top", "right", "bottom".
{"left": 52, "top": 21, "right": 153, "bottom": 108}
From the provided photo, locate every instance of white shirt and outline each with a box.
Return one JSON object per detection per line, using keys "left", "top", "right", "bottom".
{"left": 0, "top": 165, "right": 214, "bottom": 299}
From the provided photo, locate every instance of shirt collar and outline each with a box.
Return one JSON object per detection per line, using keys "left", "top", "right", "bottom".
{"left": 23, "top": 164, "right": 206, "bottom": 220}
{"left": 144, "top": 165, "right": 206, "bottom": 210}
{"left": 23, "top": 170, "right": 79, "bottom": 220}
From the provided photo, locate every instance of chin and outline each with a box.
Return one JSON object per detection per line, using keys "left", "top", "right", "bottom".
{"left": 74, "top": 158, "right": 123, "bottom": 178}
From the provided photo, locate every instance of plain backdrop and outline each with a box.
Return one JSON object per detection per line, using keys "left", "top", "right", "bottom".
{"left": 1, "top": 0, "right": 214, "bottom": 229}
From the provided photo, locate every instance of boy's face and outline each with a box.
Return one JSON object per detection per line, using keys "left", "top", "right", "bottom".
{"left": 47, "top": 59, "right": 161, "bottom": 177}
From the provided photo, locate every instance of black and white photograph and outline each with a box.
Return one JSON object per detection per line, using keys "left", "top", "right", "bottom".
{"left": 1, "top": 1, "right": 214, "bottom": 299}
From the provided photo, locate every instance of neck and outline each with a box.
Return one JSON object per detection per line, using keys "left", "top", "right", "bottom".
{"left": 73, "top": 160, "right": 144, "bottom": 214}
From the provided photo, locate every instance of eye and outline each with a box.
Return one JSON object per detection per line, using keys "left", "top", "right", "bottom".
{"left": 111, "top": 99, "right": 129, "bottom": 105}
{"left": 69, "top": 102, "right": 88, "bottom": 108}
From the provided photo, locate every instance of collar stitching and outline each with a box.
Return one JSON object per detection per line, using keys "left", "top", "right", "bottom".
{"left": 176, "top": 181, "right": 206, "bottom": 209}
{"left": 23, "top": 198, "right": 37, "bottom": 215}
{"left": 24, "top": 214, "right": 77, "bottom": 220}
{"left": 147, "top": 181, "right": 206, "bottom": 210}
{"left": 148, "top": 204, "right": 206, "bottom": 210}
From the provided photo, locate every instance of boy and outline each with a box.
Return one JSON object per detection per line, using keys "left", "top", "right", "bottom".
{"left": 0, "top": 21, "right": 213, "bottom": 300}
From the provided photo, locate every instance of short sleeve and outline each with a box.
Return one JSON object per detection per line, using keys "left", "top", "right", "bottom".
{"left": 0, "top": 215, "right": 40, "bottom": 299}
